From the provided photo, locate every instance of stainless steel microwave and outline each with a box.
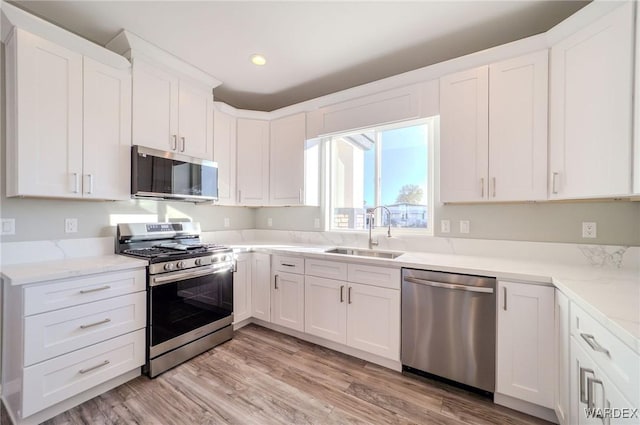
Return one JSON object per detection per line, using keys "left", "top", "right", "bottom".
{"left": 131, "top": 145, "right": 218, "bottom": 202}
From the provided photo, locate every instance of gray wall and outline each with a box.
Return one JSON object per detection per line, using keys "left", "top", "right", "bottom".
{"left": 255, "top": 203, "right": 640, "bottom": 246}
{"left": 0, "top": 43, "right": 255, "bottom": 244}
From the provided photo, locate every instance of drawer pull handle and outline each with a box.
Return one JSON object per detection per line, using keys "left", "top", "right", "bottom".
{"left": 281, "top": 263, "right": 296, "bottom": 267}
{"left": 581, "top": 333, "right": 610, "bottom": 357}
{"left": 79, "top": 360, "right": 110, "bottom": 374}
{"left": 79, "top": 285, "right": 111, "bottom": 294}
{"left": 587, "top": 377, "right": 606, "bottom": 424}
{"left": 580, "top": 366, "right": 595, "bottom": 403}
{"left": 80, "top": 318, "right": 111, "bottom": 329}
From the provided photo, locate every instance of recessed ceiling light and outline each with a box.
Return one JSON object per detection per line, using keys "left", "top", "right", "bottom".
{"left": 250, "top": 54, "right": 267, "bottom": 66}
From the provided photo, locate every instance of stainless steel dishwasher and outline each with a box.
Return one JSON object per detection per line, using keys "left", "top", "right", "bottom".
{"left": 401, "top": 268, "right": 496, "bottom": 394}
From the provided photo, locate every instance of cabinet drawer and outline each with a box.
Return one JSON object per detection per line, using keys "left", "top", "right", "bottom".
{"left": 347, "top": 264, "right": 400, "bottom": 290}
{"left": 305, "top": 259, "right": 347, "bottom": 281}
{"left": 24, "top": 292, "right": 146, "bottom": 366}
{"left": 272, "top": 255, "right": 304, "bottom": 274}
{"left": 571, "top": 302, "right": 639, "bottom": 404}
{"left": 24, "top": 269, "right": 146, "bottom": 315}
{"left": 22, "top": 329, "right": 145, "bottom": 418}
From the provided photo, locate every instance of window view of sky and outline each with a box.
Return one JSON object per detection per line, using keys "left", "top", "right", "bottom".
{"left": 363, "top": 125, "right": 428, "bottom": 207}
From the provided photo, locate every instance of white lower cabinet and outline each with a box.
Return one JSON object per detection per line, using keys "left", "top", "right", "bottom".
{"left": 555, "top": 289, "right": 571, "bottom": 425}
{"left": 271, "top": 272, "right": 305, "bottom": 331}
{"left": 233, "top": 253, "right": 252, "bottom": 323}
{"left": 2, "top": 267, "right": 146, "bottom": 423}
{"left": 304, "top": 260, "right": 400, "bottom": 361}
{"left": 496, "top": 280, "right": 555, "bottom": 409}
{"left": 22, "top": 329, "right": 145, "bottom": 418}
{"left": 251, "top": 252, "right": 272, "bottom": 322}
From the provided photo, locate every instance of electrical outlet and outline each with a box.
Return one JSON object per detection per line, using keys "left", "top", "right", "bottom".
{"left": 459, "top": 220, "right": 470, "bottom": 234}
{"left": 65, "top": 218, "right": 78, "bottom": 233}
{"left": 224, "top": 218, "right": 230, "bottom": 228}
{"left": 1, "top": 219, "right": 15, "bottom": 235}
{"left": 267, "top": 217, "right": 273, "bottom": 227}
{"left": 314, "top": 218, "right": 321, "bottom": 229}
{"left": 440, "top": 220, "right": 450, "bottom": 233}
{"left": 582, "top": 222, "right": 597, "bottom": 238}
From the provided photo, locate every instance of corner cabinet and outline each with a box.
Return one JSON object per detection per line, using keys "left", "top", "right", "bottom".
{"left": 132, "top": 58, "right": 214, "bottom": 160}
{"left": 269, "top": 113, "right": 306, "bottom": 205}
{"left": 496, "top": 280, "right": 554, "bottom": 409}
{"left": 5, "top": 28, "right": 131, "bottom": 200}
{"left": 440, "top": 50, "right": 548, "bottom": 203}
{"left": 549, "top": 1, "right": 634, "bottom": 199}
{"left": 213, "top": 107, "right": 237, "bottom": 205}
{"left": 237, "top": 119, "right": 270, "bottom": 205}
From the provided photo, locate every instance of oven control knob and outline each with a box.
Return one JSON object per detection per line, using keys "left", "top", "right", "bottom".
{"left": 195, "top": 258, "right": 203, "bottom": 266}
{"left": 164, "top": 263, "right": 175, "bottom": 271}
{"left": 177, "top": 261, "right": 186, "bottom": 269}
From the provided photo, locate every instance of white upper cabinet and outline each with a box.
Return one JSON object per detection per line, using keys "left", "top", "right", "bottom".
{"left": 131, "top": 59, "right": 179, "bottom": 153}
{"left": 5, "top": 28, "right": 130, "bottom": 200}
{"left": 213, "top": 107, "right": 237, "bottom": 205}
{"left": 489, "top": 50, "right": 548, "bottom": 201}
{"left": 83, "top": 57, "right": 132, "bottom": 200}
{"left": 269, "top": 113, "right": 306, "bottom": 205}
{"left": 440, "top": 50, "right": 548, "bottom": 203}
{"left": 549, "top": 1, "right": 634, "bottom": 199}
{"left": 440, "top": 66, "right": 489, "bottom": 202}
{"left": 236, "top": 119, "right": 270, "bottom": 206}
{"left": 132, "top": 58, "right": 214, "bottom": 160}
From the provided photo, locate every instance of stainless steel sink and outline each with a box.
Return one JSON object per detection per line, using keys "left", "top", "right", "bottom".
{"left": 324, "top": 247, "right": 404, "bottom": 259}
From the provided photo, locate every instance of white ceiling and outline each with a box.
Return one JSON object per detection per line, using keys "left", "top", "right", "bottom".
{"left": 10, "top": 1, "right": 588, "bottom": 111}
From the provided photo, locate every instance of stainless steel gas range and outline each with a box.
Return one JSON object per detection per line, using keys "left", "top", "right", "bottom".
{"left": 116, "top": 222, "right": 234, "bottom": 377}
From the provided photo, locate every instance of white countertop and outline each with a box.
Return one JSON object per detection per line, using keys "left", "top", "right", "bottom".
{"left": 234, "top": 242, "right": 640, "bottom": 353}
{"left": 0, "top": 254, "right": 148, "bottom": 285}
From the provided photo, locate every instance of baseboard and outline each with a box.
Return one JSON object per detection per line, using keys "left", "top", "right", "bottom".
{"left": 494, "top": 392, "right": 559, "bottom": 424}
{"left": 3, "top": 369, "right": 140, "bottom": 425}
{"left": 233, "top": 318, "right": 253, "bottom": 331}
{"left": 248, "top": 318, "right": 402, "bottom": 372}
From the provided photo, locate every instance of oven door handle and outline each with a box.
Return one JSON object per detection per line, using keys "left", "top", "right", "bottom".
{"left": 150, "top": 266, "right": 228, "bottom": 286}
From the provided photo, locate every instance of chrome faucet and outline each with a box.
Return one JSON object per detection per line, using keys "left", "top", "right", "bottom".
{"left": 367, "top": 206, "right": 392, "bottom": 249}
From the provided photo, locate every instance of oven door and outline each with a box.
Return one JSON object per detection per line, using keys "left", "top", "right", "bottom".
{"left": 148, "top": 266, "right": 233, "bottom": 358}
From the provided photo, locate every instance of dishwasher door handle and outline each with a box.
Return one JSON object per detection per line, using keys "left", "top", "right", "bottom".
{"left": 404, "top": 276, "right": 494, "bottom": 294}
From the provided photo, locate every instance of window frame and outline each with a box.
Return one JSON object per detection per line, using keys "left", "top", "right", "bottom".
{"left": 322, "top": 117, "right": 436, "bottom": 236}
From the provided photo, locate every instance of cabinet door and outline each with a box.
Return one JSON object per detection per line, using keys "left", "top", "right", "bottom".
{"left": 271, "top": 272, "right": 304, "bottom": 332}
{"left": 346, "top": 283, "right": 400, "bottom": 361}
{"left": 439, "top": 66, "right": 489, "bottom": 202}
{"left": 83, "top": 57, "right": 131, "bottom": 200}
{"left": 233, "top": 253, "right": 251, "bottom": 323}
{"left": 8, "top": 28, "right": 83, "bottom": 198}
{"left": 556, "top": 290, "right": 571, "bottom": 425}
{"left": 251, "top": 252, "right": 271, "bottom": 321}
{"left": 132, "top": 59, "right": 179, "bottom": 152}
{"left": 269, "top": 113, "right": 306, "bottom": 205}
{"left": 549, "top": 2, "right": 634, "bottom": 199}
{"left": 304, "top": 275, "right": 347, "bottom": 344}
{"left": 496, "top": 281, "right": 554, "bottom": 408}
{"left": 489, "top": 50, "right": 548, "bottom": 201}
{"left": 178, "top": 81, "right": 214, "bottom": 160}
{"left": 213, "top": 109, "right": 237, "bottom": 205}
{"left": 236, "top": 119, "right": 270, "bottom": 205}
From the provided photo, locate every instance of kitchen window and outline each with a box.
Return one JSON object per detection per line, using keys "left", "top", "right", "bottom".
{"left": 325, "top": 119, "right": 435, "bottom": 233}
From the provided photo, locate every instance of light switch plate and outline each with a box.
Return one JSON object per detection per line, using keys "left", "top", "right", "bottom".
{"left": 267, "top": 217, "right": 273, "bottom": 227}
{"left": 440, "top": 220, "right": 450, "bottom": 233}
{"left": 459, "top": 220, "right": 470, "bottom": 234}
{"left": 314, "top": 218, "right": 321, "bottom": 229}
{"left": 1, "top": 219, "right": 15, "bottom": 235}
{"left": 224, "top": 218, "right": 230, "bottom": 228}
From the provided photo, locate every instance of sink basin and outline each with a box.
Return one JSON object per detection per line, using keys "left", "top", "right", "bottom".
{"left": 324, "top": 247, "right": 404, "bottom": 259}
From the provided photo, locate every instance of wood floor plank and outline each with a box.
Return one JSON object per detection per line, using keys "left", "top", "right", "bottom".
{"left": 38, "top": 324, "right": 551, "bottom": 425}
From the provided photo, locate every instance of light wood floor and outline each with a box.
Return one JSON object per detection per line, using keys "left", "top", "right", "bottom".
{"left": 11, "top": 324, "right": 551, "bottom": 425}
